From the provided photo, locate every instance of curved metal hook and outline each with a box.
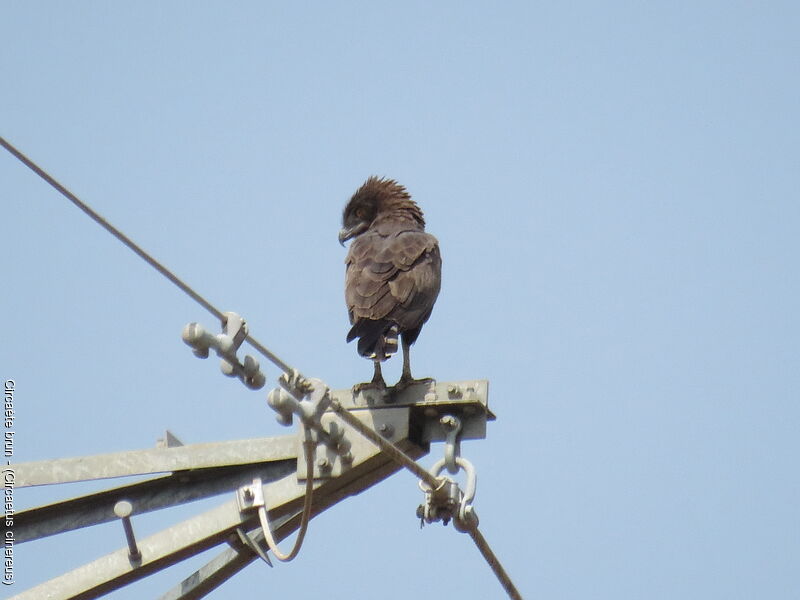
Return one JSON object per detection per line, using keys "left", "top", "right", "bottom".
{"left": 424, "top": 456, "right": 477, "bottom": 506}
{"left": 257, "top": 436, "right": 316, "bottom": 562}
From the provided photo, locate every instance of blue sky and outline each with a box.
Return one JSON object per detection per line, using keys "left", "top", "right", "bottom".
{"left": 2, "top": 2, "right": 799, "bottom": 599}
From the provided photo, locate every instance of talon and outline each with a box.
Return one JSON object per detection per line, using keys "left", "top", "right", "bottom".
{"left": 352, "top": 380, "right": 387, "bottom": 394}
{"left": 392, "top": 376, "right": 434, "bottom": 392}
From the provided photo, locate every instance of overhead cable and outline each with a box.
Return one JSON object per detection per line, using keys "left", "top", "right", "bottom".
{"left": 0, "top": 135, "right": 294, "bottom": 375}
{"left": 468, "top": 527, "right": 524, "bottom": 600}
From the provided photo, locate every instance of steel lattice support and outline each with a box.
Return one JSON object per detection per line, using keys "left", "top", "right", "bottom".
{"left": 10, "top": 380, "right": 491, "bottom": 600}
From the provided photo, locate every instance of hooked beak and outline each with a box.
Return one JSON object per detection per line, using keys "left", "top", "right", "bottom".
{"left": 338, "top": 222, "right": 368, "bottom": 246}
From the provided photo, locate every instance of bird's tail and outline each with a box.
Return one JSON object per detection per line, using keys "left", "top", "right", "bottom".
{"left": 347, "top": 320, "right": 398, "bottom": 361}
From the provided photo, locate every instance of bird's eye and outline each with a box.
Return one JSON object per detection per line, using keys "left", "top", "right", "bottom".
{"left": 356, "top": 208, "right": 368, "bottom": 220}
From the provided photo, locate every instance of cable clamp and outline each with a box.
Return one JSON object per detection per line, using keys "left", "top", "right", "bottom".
{"left": 417, "top": 456, "right": 479, "bottom": 531}
{"left": 417, "top": 415, "right": 479, "bottom": 532}
{"left": 182, "top": 312, "right": 266, "bottom": 390}
{"left": 233, "top": 478, "right": 273, "bottom": 567}
{"left": 236, "top": 475, "right": 304, "bottom": 563}
{"left": 267, "top": 376, "right": 353, "bottom": 464}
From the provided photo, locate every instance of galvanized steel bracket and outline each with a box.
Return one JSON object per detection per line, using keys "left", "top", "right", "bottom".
{"left": 332, "top": 379, "right": 493, "bottom": 449}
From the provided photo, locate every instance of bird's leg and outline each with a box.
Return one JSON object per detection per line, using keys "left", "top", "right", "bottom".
{"left": 371, "top": 360, "right": 386, "bottom": 386}
{"left": 353, "top": 360, "right": 387, "bottom": 393}
{"left": 400, "top": 339, "right": 413, "bottom": 381}
{"left": 393, "top": 338, "right": 433, "bottom": 391}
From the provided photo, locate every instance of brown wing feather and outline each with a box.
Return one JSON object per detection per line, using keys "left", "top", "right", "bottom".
{"left": 387, "top": 243, "right": 441, "bottom": 328}
{"left": 345, "top": 230, "right": 441, "bottom": 332}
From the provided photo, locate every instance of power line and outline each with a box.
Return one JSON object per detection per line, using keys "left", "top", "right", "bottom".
{"left": 0, "top": 135, "right": 294, "bottom": 375}
{"left": 468, "top": 527, "right": 524, "bottom": 600}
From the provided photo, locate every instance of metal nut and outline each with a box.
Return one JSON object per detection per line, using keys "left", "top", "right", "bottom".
{"left": 447, "top": 384, "right": 462, "bottom": 397}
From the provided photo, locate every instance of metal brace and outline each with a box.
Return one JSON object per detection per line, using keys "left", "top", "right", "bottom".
{"left": 417, "top": 415, "right": 479, "bottom": 532}
{"left": 182, "top": 311, "right": 266, "bottom": 390}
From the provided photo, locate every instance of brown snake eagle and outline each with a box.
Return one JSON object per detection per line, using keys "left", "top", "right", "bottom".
{"left": 339, "top": 177, "right": 441, "bottom": 391}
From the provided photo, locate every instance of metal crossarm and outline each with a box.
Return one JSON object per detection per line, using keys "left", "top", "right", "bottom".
{"left": 13, "top": 433, "right": 422, "bottom": 598}
{"left": 9, "top": 380, "right": 492, "bottom": 600}
{"left": 14, "top": 436, "right": 299, "bottom": 544}
{"left": 16, "top": 436, "right": 297, "bottom": 487}
{"left": 16, "top": 459, "right": 297, "bottom": 544}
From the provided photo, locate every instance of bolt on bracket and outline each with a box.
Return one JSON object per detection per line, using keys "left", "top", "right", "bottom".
{"left": 234, "top": 479, "right": 273, "bottom": 567}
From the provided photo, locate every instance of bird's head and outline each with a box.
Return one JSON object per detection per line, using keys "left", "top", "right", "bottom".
{"left": 339, "top": 176, "right": 424, "bottom": 245}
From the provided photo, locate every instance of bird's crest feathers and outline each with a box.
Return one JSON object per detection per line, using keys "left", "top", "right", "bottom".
{"left": 345, "top": 176, "right": 426, "bottom": 229}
